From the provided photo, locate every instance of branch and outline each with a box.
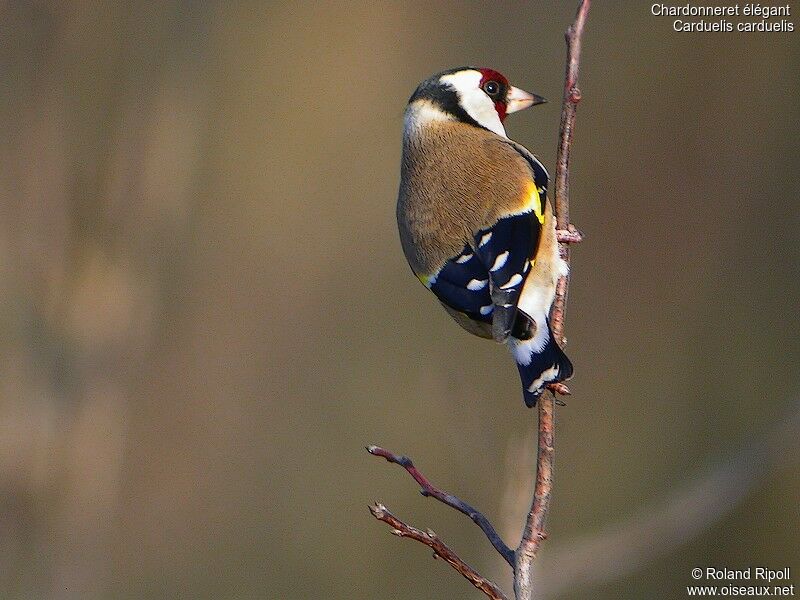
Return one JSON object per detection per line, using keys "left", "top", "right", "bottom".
{"left": 550, "top": 0, "right": 590, "bottom": 346}
{"left": 367, "top": 445, "right": 515, "bottom": 566}
{"left": 369, "top": 503, "right": 510, "bottom": 600}
{"left": 515, "top": 2, "right": 590, "bottom": 599}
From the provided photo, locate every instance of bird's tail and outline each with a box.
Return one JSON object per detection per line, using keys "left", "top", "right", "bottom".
{"left": 512, "top": 321, "right": 573, "bottom": 408}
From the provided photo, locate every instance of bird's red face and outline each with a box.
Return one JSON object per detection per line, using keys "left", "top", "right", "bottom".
{"left": 477, "top": 68, "right": 547, "bottom": 122}
{"left": 478, "top": 68, "right": 511, "bottom": 121}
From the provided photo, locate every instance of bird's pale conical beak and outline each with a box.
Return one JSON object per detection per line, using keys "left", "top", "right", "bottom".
{"left": 506, "top": 86, "right": 547, "bottom": 114}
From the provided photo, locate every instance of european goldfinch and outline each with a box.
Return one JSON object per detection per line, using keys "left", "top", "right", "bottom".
{"left": 396, "top": 67, "right": 573, "bottom": 407}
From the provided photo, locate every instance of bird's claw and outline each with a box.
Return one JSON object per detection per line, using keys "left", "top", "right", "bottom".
{"left": 556, "top": 224, "right": 583, "bottom": 244}
{"left": 547, "top": 382, "right": 571, "bottom": 397}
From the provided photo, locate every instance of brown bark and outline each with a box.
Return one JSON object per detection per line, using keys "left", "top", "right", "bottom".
{"left": 514, "top": 3, "right": 591, "bottom": 599}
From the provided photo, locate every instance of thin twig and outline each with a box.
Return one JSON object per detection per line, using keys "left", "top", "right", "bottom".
{"left": 514, "top": 2, "right": 590, "bottom": 599}
{"left": 550, "top": 0, "right": 590, "bottom": 346}
{"left": 369, "top": 503, "right": 510, "bottom": 600}
{"left": 367, "top": 445, "right": 515, "bottom": 566}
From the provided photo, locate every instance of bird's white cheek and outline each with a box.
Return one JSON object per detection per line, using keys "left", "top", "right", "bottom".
{"left": 459, "top": 89, "right": 506, "bottom": 137}
{"left": 438, "top": 71, "right": 506, "bottom": 137}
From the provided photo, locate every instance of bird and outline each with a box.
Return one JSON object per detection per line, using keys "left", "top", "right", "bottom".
{"left": 396, "top": 67, "right": 573, "bottom": 407}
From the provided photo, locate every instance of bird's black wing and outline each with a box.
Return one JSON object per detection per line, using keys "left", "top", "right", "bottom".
{"left": 426, "top": 243, "right": 495, "bottom": 337}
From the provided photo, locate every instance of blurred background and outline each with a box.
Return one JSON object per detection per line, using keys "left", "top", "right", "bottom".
{"left": 1, "top": 1, "right": 798, "bottom": 599}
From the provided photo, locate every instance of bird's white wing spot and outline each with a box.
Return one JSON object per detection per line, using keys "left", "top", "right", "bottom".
{"left": 479, "top": 305, "right": 493, "bottom": 315}
{"left": 456, "top": 253, "right": 473, "bottom": 264}
{"left": 489, "top": 251, "right": 509, "bottom": 272}
{"left": 499, "top": 273, "right": 523, "bottom": 289}
{"left": 479, "top": 232, "right": 493, "bottom": 247}
{"left": 467, "top": 278, "right": 488, "bottom": 291}
{"left": 528, "top": 366, "right": 560, "bottom": 393}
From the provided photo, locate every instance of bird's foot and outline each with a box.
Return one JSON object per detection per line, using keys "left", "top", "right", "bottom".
{"left": 556, "top": 224, "right": 583, "bottom": 244}
{"left": 547, "top": 382, "right": 571, "bottom": 396}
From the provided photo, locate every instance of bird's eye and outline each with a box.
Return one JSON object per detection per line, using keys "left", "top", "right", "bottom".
{"left": 483, "top": 81, "right": 500, "bottom": 97}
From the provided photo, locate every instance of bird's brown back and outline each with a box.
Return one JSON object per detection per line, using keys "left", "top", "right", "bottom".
{"left": 397, "top": 118, "right": 536, "bottom": 276}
